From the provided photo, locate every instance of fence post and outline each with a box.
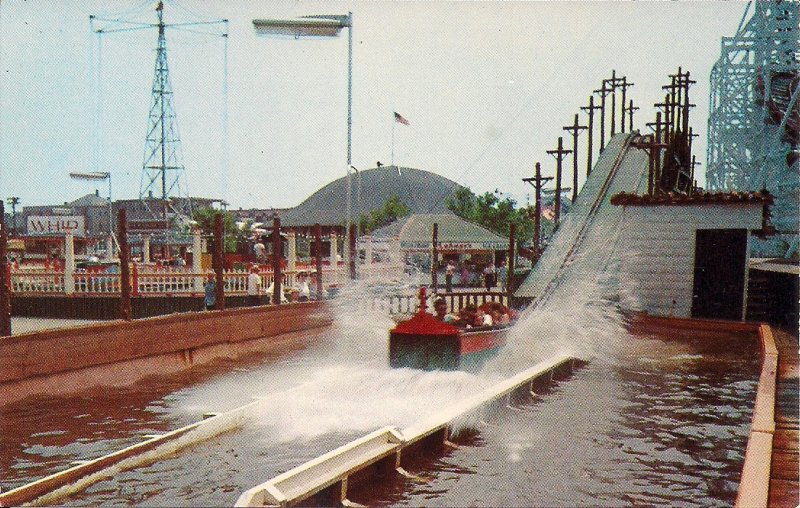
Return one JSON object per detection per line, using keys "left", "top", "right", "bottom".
{"left": 192, "top": 229, "right": 202, "bottom": 293}
{"left": 143, "top": 234, "right": 151, "bottom": 263}
{"left": 431, "top": 223, "right": 439, "bottom": 293}
{"left": 0, "top": 201, "right": 11, "bottom": 337}
{"left": 131, "top": 262, "right": 140, "bottom": 297}
{"left": 118, "top": 209, "right": 132, "bottom": 321}
{"left": 507, "top": 223, "right": 516, "bottom": 305}
{"left": 64, "top": 230, "right": 75, "bottom": 295}
{"left": 348, "top": 224, "right": 356, "bottom": 280}
{"left": 287, "top": 231, "right": 297, "bottom": 274}
{"left": 315, "top": 223, "right": 323, "bottom": 300}
{"left": 213, "top": 213, "right": 226, "bottom": 311}
{"left": 272, "top": 216, "right": 282, "bottom": 305}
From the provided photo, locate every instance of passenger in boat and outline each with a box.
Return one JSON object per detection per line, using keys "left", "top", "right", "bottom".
{"left": 476, "top": 307, "right": 493, "bottom": 327}
{"left": 432, "top": 298, "right": 457, "bottom": 323}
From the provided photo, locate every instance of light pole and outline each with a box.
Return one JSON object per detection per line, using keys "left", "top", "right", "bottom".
{"left": 252, "top": 13, "right": 353, "bottom": 263}
{"left": 69, "top": 171, "right": 113, "bottom": 254}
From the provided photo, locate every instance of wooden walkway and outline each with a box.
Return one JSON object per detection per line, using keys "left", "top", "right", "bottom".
{"left": 769, "top": 328, "right": 799, "bottom": 507}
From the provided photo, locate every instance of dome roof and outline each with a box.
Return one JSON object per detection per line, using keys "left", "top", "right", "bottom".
{"left": 281, "top": 165, "right": 461, "bottom": 227}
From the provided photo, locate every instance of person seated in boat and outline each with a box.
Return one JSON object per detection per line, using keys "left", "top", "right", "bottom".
{"left": 457, "top": 304, "right": 477, "bottom": 328}
{"left": 475, "top": 307, "right": 493, "bottom": 327}
{"left": 432, "top": 298, "right": 457, "bottom": 323}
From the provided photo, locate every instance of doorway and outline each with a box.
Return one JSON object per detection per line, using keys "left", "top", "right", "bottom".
{"left": 691, "top": 229, "right": 748, "bottom": 320}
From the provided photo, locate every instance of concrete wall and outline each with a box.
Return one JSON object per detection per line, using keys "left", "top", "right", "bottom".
{"left": 619, "top": 203, "right": 763, "bottom": 319}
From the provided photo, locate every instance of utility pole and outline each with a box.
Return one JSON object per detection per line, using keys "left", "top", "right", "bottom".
{"left": 618, "top": 77, "right": 634, "bottom": 132}
{"left": 605, "top": 70, "right": 622, "bottom": 137}
{"left": 522, "top": 162, "right": 553, "bottom": 254}
{"left": 655, "top": 93, "right": 673, "bottom": 145}
{"left": 563, "top": 114, "right": 587, "bottom": 203}
{"left": 546, "top": 137, "right": 572, "bottom": 227}
{"left": 645, "top": 112, "right": 670, "bottom": 194}
{"left": 631, "top": 133, "right": 668, "bottom": 196}
{"left": 594, "top": 81, "right": 612, "bottom": 151}
{"left": 624, "top": 99, "right": 639, "bottom": 133}
{"left": 5, "top": 197, "right": 19, "bottom": 236}
{"left": 581, "top": 95, "right": 601, "bottom": 177}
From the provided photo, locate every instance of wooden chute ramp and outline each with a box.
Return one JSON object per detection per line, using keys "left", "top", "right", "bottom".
{"left": 236, "top": 354, "right": 582, "bottom": 507}
{"left": 0, "top": 354, "right": 582, "bottom": 507}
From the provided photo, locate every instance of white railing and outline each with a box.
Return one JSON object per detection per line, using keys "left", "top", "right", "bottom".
{"left": 9, "top": 264, "right": 348, "bottom": 296}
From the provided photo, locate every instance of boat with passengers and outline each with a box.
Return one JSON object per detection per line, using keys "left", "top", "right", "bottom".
{"left": 389, "top": 287, "right": 515, "bottom": 371}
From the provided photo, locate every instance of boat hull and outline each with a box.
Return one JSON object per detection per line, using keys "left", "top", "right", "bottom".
{"left": 389, "top": 327, "right": 507, "bottom": 371}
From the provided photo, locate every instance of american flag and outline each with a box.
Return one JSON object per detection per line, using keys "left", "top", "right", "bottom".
{"left": 394, "top": 111, "right": 410, "bottom": 125}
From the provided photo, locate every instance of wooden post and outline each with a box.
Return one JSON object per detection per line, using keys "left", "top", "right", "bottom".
{"left": 314, "top": 223, "right": 323, "bottom": 299}
{"left": 625, "top": 99, "right": 639, "bottom": 133}
{"left": 547, "top": 136, "right": 572, "bottom": 227}
{"left": 0, "top": 201, "right": 11, "bottom": 337}
{"left": 117, "top": 209, "right": 132, "bottom": 321}
{"left": 431, "top": 222, "right": 439, "bottom": 293}
{"left": 608, "top": 70, "right": 617, "bottom": 136}
{"left": 594, "top": 81, "right": 611, "bottom": 151}
{"left": 213, "top": 213, "right": 225, "bottom": 311}
{"left": 507, "top": 223, "right": 515, "bottom": 303}
{"left": 348, "top": 224, "right": 356, "bottom": 280}
{"left": 563, "top": 113, "right": 587, "bottom": 203}
{"left": 522, "top": 162, "right": 552, "bottom": 254}
{"left": 131, "top": 262, "right": 140, "bottom": 297}
{"left": 272, "top": 216, "right": 282, "bottom": 305}
{"left": 619, "top": 77, "right": 634, "bottom": 132}
{"left": 581, "top": 96, "right": 601, "bottom": 177}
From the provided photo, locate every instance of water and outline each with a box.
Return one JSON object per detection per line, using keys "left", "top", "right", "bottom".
{"left": 0, "top": 176, "right": 761, "bottom": 506}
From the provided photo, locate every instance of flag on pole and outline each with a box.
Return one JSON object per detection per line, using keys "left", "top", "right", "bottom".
{"left": 394, "top": 111, "right": 410, "bottom": 125}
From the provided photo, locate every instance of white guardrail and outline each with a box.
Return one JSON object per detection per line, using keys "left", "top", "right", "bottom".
{"left": 236, "top": 354, "right": 578, "bottom": 507}
{"left": 0, "top": 354, "right": 579, "bottom": 507}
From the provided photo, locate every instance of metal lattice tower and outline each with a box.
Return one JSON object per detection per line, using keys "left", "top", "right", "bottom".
{"left": 140, "top": 1, "right": 189, "bottom": 217}
{"left": 707, "top": 0, "right": 800, "bottom": 255}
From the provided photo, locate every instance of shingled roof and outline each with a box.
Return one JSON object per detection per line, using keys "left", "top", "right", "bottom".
{"left": 280, "top": 165, "right": 461, "bottom": 227}
{"left": 371, "top": 213, "right": 509, "bottom": 250}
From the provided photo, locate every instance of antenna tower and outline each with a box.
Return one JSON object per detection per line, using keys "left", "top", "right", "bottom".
{"left": 91, "top": 1, "right": 228, "bottom": 222}
{"left": 707, "top": 0, "right": 799, "bottom": 256}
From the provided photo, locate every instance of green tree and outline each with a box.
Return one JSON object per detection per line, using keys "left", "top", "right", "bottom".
{"left": 446, "top": 186, "right": 537, "bottom": 248}
{"left": 359, "top": 194, "right": 412, "bottom": 234}
{"left": 191, "top": 207, "right": 242, "bottom": 253}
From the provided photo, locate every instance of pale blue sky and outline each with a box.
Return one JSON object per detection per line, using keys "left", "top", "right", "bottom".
{"left": 0, "top": 1, "right": 746, "bottom": 210}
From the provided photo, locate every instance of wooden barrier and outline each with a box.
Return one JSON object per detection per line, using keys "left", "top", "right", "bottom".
{"left": 0, "top": 302, "right": 332, "bottom": 386}
{"left": 735, "top": 324, "right": 779, "bottom": 508}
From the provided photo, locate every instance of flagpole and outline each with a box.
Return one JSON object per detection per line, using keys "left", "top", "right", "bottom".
{"left": 391, "top": 111, "right": 395, "bottom": 166}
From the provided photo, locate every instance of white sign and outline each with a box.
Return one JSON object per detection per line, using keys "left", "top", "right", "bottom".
{"left": 27, "top": 216, "right": 85, "bottom": 236}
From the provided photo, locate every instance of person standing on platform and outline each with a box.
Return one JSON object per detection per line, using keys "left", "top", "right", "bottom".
{"left": 483, "top": 262, "right": 496, "bottom": 291}
{"left": 445, "top": 259, "right": 456, "bottom": 293}
{"left": 247, "top": 265, "right": 262, "bottom": 306}
{"left": 203, "top": 274, "right": 216, "bottom": 310}
{"left": 498, "top": 260, "right": 508, "bottom": 292}
{"left": 461, "top": 263, "right": 470, "bottom": 288}
{"left": 253, "top": 239, "right": 267, "bottom": 264}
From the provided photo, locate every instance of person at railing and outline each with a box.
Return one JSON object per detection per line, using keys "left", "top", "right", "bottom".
{"left": 246, "top": 265, "right": 262, "bottom": 306}
{"left": 498, "top": 260, "right": 508, "bottom": 292}
{"left": 309, "top": 273, "right": 327, "bottom": 300}
{"left": 445, "top": 260, "right": 456, "bottom": 293}
{"left": 483, "top": 262, "right": 496, "bottom": 291}
{"left": 203, "top": 274, "right": 216, "bottom": 311}
{"left": 297, "top": 271, "right": 310, "bottom": 302}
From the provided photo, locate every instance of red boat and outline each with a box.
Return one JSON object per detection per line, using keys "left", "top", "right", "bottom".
{"left": 389, "top": 288, "right": 510, "bottom": 371}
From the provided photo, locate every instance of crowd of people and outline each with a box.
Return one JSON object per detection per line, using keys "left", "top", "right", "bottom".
{"left": 443, "top": 259, "right": 508, "bottom": 293}
{"left": 203, "top": 266, "right": 324, "bottom": 310}
{"left": 432, "top": 297, "right": 516, "bottom": 328}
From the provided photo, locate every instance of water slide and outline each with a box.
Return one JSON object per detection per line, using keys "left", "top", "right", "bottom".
{"left": 515, "top": 132, "right": 650, "bottom": 307}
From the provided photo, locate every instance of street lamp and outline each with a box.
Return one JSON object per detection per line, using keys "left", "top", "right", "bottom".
{"left": 252, "top": 12, "right": 353, "bottom": 263}
{"left": 6, "top": 197, "right": 20, "bottom": 236}
{"left": 69, "top": 171, "right": 114, "bottom": 254}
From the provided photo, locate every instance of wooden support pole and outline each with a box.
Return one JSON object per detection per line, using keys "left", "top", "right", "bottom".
{"left": 625, "top": 99, "right": 639, "bottom": 133}
{"left": 507, "top": 223, "right": 515, "bottom": 303}
{"left": 563, "top": 113, "right": 587, "bottom": 203}
{"left": 272, "top": 216, "right": 282, "bottom": 304}
{"left": 547, "top": 137, "right": 572, "bottom": 227}
{"left": 594, "top": 81, "right": 611, "bottom": 151}
{"left": 0, "top": 201, "right": 11, "bottom": 337}
{"left": 431, "top": 222, "right": 439, "bottom": 293}
{"left": 619, "top": 77, "right": 634, "bottom": 132}
{"left": 581, "top": 96, "right": 601, "bottom": 177}
{"left": 348, "top": 224, "right": 356, "bottom": 280}
{"left": 522, "top": 162, "right": 552, "bottom": 254}
{"left": 607, "top": 70, "right": 617, "bottom": 136}
{"left": 213, "top": 213, "right": 225, "bottom": 311}
{"left": 117, "top": 209, "right": 132, "bottom": 321}
{"left": 314, "top": 223, "right": 323, "bottom": 299}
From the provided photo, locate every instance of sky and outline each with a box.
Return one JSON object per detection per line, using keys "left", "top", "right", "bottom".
{"left": 0, "top": 1, "right": 748, "bottom": 211}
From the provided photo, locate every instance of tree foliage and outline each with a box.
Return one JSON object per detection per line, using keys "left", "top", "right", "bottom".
{"left": 191, "top": 207, "right": 242, "bottom": 253}
{"left": 446, "top": 186, "right": 536, "bottom": 246}
{"left": 358, "top": 194, "right": 412, "bottom": 234}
